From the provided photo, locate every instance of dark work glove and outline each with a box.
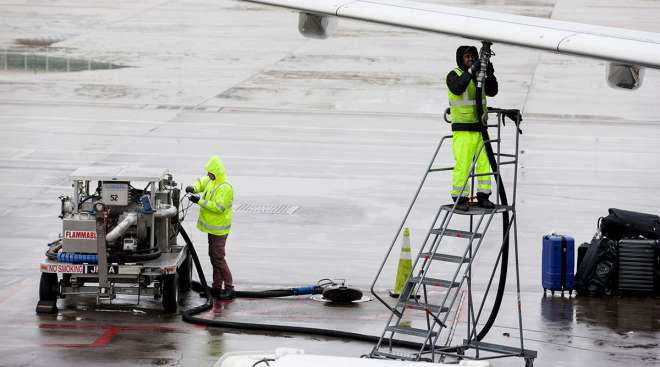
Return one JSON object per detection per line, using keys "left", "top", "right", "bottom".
{"left": 189, "top": 195, "right": 200, "bottom": 204}
{"left": 486, "top": 62, "right": 494, "bottom": 76}
{"left": 503, "top": 109, "right": 523, "bottom": 134}
{"left": 185, "top": 186, "right": 194, "bottom": 194}
{"left": 468, "top": 60, "right": 481, "bottom": 74}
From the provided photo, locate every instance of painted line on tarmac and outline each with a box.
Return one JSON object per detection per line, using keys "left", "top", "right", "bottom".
{"left": 40, "top": 323, "right": 183, "bottom": 348}
{"left": 83, "top": 326, "right": 120, "bottom": 348}
{"left": 0, "top": 114, "right": 440, "bottom": 135}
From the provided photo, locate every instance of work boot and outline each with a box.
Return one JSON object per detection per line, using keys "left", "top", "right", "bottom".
{"left": 209, "top": 287, "right": 223, "bottom": 298}
{"left": 452, "top": 196, "right": 470, "bottom": 212}
{"left": 476, "top": 193, "right": 496, "bottom": 209}
{"left": 218, "top": 288, "right": 236, "bottom": 300}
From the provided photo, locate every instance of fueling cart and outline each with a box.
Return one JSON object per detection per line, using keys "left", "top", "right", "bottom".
{"left": 37, "top": 166, "right": 192, "bottom": 313}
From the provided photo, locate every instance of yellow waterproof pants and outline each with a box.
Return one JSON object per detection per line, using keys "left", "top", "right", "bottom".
{"left": 451, "top": 131, "right": 491, "bottom": 197}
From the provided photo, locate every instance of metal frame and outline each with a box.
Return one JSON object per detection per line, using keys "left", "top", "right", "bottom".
{"left": 369, "top": 109, "right": 536, "bottom": 366}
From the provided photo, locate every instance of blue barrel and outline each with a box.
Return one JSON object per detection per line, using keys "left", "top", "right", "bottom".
{"left": 542, "top": 234, "right": 574, "bottom": 295}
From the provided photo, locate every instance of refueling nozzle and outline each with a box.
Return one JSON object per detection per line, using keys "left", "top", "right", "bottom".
{"left": 477, "top": 41, "right": 494, "bottom": 124}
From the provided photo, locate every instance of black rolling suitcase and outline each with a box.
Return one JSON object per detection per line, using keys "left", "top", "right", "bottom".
{"left": 618, "top": 239, "right": 659, "bottom": 294}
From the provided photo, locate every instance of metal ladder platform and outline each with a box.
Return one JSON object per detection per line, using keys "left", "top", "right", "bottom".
{"left": 368, "top": 109, "right": 537, "bottom": 366}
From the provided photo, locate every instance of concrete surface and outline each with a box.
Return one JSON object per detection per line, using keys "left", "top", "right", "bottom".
{"left": 1, "top": 0, "right": 659, "bottom": 366}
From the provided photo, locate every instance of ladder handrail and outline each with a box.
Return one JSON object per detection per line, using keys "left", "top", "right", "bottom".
{"left": 369, "top": 135, "right": 452, "bottom": 312}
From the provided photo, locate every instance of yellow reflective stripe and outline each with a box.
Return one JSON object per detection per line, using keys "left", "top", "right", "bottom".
{"left": 449, "top": 98, "right": 487, "bottom": 107}
{"left": 201, "top": 199, "right": 232, "bottom": 212}
{"left": 449, "top": 100, "right": 474, "bottom": 106}
{"left": 197, "top": 218, "right": 231, "bottom": 231}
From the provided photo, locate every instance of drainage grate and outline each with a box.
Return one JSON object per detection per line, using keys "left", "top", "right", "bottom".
{"left": 2, "top": 48, "right": 127, "bottom": 73}
{"left": 234, "top": 203, "right": 299, "bottom": 215}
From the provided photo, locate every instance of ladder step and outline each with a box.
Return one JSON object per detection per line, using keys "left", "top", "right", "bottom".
{"left": 386, "top": 326, "right": 437, "bottom": 338}
{"left": 441, "top": 204, "right": 512, "bottom": 215}
{"left": 420, "top": 252, "right": 469, "bottom": 263}
{"left": 410, "top": 276, "right": 460, "bottom": 288}
{"left": 400, "top": 301, "right": 449, "bottom": 314}
{"left": 430, "top": 228, "right": 481, "bottom": 238}
{"left": 371, "top": 350, "right": 418, "bottom": 361}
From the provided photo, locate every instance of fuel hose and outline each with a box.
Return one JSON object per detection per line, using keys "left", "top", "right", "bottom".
{"left": 474, "top": 44, "right": 509, "bottom": 341}
{"left": 177, "top": 224, "right": 426, "bottom": 350}
{"left": 189, "top": 280, "right": 323, "bottom": 298}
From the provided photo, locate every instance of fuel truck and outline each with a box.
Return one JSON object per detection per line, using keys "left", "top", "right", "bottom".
{"left": 37, "top": 166, "right": 191, "bottom": 313}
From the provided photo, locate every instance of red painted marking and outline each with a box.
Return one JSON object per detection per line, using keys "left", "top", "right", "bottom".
{"left": 90, "top": 326, "right": 120, "bottom": 347}
{"left": 40, "top": 323, "right": 184, "bottom": 348}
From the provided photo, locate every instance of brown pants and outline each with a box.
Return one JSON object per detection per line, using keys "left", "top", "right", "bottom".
{"left": 208, "top": 234, "right": 233, "bottom": 290}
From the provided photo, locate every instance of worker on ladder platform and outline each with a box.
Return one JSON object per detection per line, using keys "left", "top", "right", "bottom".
{"left": 186, "top": 155, "right": 235, "bottom": 299}
{"left": 447, "top": 45, "right": 498, "bottom": 211}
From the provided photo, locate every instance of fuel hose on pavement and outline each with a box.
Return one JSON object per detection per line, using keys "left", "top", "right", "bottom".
{"left": 178, "top": 224, "right": 426, "bottom": 350}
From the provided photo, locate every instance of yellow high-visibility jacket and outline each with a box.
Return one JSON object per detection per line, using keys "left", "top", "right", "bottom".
{"left": 193, "top": 155, "right": 233, "bottom": 236}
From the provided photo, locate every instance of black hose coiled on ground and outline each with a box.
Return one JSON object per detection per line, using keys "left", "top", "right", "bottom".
{"left": 177, "top": 224, "right": 426, "bottom": 350}
{"left": 474, "top": 45, "right": 509, "bottom": 341}
{"left": 190, "top": 281, "right": 323, "bottom": 298}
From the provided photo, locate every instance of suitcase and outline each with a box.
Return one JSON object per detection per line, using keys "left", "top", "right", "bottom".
{"left": 542, "top": 234, "right": 575, "bottom": 296}
{"left": 577, "top": 242, "right": 590, "bottom": 269}
{"left": 600, "top": 208, "right": 660, "bottom": 241}
{"left": 574, "top": 236, "right": 617, "bottom": 296}
{"left": 618, "top": 239, "right": 659, "bottom": 294}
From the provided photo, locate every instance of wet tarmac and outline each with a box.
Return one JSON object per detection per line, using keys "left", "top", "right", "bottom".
{"left": 1, "top": 0, "right": 660, "bottom": 366}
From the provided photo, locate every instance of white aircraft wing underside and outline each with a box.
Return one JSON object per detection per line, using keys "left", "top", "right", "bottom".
{"left": 243, "top": 0, "right": 660, "bottom": 69}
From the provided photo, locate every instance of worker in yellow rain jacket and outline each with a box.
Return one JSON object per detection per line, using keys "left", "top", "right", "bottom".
{"left": 446, "top": 45, "right": 498, "bottom": 211}
{"left": 186, "top": 155, "right": 235, "bottom": 299}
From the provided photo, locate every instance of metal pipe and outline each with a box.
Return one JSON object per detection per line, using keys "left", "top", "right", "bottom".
{"left": 106, "top": 212, "right": 137, "bottom": 242}
{"left": 154, "top": 205, "right": 177, "bottom": 218}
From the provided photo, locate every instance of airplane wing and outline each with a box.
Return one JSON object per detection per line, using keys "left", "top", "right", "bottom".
{"left": 242, "top": 0, "right": 660, "bottom": 71}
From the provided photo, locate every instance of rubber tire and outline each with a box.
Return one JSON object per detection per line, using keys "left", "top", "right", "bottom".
{"left": 162, "top": 273, "right": 179, "bottom": 313}
{"left": 178, "top": 250, "right": 192, "bottom": 293}
{"left": 39, "top": 273, "right": 59, "bottom": 301}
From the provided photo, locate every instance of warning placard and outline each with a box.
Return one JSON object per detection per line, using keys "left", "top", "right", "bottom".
{"left": 63, "top": 230, "right": 97, "bottom": 240}
{"left": 46, "top": 264, "right": 84, "bottom": 273}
